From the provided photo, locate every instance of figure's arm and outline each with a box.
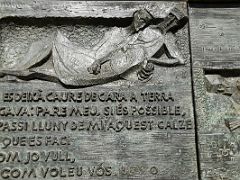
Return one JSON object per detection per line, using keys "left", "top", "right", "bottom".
{"left": 170, "top": 7, "right": 186, "bottom": 21}
{"left": 87, "top": 56, "right": 112, "bottom": 75}
{"left": 148, "top": 32, "right": 186, "bottom": 66}
{"left": 88, "top": 30, "right": 124, "bottom": 75}
{"left": 153, "top": 15, "right": 177, "bottom": 35}
{"left": 88, "top": 29, "right": 125, "bottom": 75}
{"left": 164, "top": 32, "right": 186, "bottom": 65}
{"left": 153, "top": 7, "right": 187, "bottom": 35}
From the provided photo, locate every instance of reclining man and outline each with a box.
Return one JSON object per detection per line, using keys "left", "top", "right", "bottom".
{"left": 0, "top": 7, "right": 188, "bottom": 86}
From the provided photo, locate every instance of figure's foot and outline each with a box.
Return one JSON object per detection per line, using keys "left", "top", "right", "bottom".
{"left": 87, "top": 61, "right": 101, "bottom": 75}
{"left": 137, "top": 62, "right": 154, "bottom": 82}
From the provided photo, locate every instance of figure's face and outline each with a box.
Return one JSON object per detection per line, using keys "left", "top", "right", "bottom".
{"left": 133, "top": 10, "right": 152, "bottom": 32}
{"left": 133, "top": 17, "right": 146, "bottom": 32}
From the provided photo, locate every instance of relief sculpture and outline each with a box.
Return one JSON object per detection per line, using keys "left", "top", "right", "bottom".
{"left": 0, "top": 2, "right": 199, "bottom": 179}
{"left": 0, "top": 7, "right": 187, "bottom": 87}
{"left": 205, "top": 74, "right": 240, "bottom": 131}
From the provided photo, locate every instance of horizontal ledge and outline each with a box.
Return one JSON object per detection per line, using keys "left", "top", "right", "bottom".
{"left": 0, "top": 1, "right": 186, "bottom": 19}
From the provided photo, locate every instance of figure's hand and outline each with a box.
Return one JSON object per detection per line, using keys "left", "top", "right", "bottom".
{"left": 87, "top": 61, "right": 101, "bottom": 75}
{"left": 170, "top": 7, "right": 186, "bottom": 20}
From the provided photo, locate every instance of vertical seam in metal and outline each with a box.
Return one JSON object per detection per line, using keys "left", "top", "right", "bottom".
{"left": 187, "top": 2, "right": 202, "bottom": 180}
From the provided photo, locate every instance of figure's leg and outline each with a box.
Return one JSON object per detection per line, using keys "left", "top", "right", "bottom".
{"left": 0, "top": 49, "right": 59, "bottom": 83}
{"left": 164, "top": 32, "right": 186, "bottom": 65}
{"left": 15, "top": 35, "right": 53, "bottom": 70}
{"left": 30, "top": 56, "right": 57, "bottom": 77}
{"left": 0, "top": 61, "right": 60, "bottom": 83}
{"left": 0, "top": 69, "right": 34, "bottom": 77}
{"left": 0, "top": 35, "right": 54, "bottom": 78}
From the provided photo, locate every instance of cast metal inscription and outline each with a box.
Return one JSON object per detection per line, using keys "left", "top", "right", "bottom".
{"left": 0, "top": 1, "right": 197, "bottom": 180}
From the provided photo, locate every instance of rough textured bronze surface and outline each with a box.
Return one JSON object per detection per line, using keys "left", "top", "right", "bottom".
{"left": 190, "top": 3, "right": 240, "bottom": 180}
{"left": 0, "top": 1, "right": 198, "bottom": 179}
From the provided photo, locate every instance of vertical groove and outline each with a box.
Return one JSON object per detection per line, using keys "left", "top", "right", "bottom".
{"left": 187, "top": 3, "right": 202, "bottom": 180}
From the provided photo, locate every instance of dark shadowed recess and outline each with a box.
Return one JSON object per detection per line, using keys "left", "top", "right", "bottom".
{"left": 0, "top": 16, "right": 132, "bottom": 27}
{"left": 190, "top": 2, "right": 240, "bottom": 8}
{"left": 205, "top": 69, "right": 240, "bottom": 77}
{"left": 0, "top": 16, "right": 165, "bottom": 28}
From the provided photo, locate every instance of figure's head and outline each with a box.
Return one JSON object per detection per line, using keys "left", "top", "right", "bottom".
{"left": 132, "top": 9, "right": 153, "bottom": 32}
